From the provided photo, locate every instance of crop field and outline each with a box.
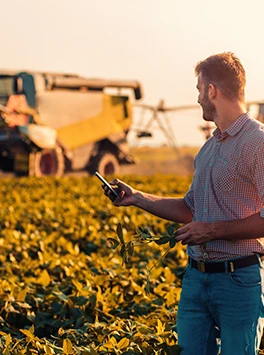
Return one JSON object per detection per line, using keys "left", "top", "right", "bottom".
{"left": 0, "top": 175, "right": 192, "bottom": 355}
{"left": 1, "top": 175, "right": 264, "bottom": 355}
{"left": 120, "top": 147, "right": 199, "bottom": 176}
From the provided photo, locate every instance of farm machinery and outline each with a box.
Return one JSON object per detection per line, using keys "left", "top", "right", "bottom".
{"left": 0, "top": 70, "right": 142, "bottom": 176}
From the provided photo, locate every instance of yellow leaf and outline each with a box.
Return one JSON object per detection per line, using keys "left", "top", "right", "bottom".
{"left": 97, "top": 334, "right": 104, "bottom": 343}
{"left": 109, "top": 336, "right": 118, "bottom": 346}
{"left": 72, "top": 279, "right": 84, "bottom": 293}
{"left": 20, "top": 329, "right": 35, "bottom": 340}
{"left": 17, "top": 288, "right": 27, "bottom": 302}
{"left": 117, "top": 337, "right": 130, "bottom": 349}
{"left": 66, "top": 241, "right": 79, "bottom": 255}
{"left": 29, "top": 324, "right": 35, "bottom": 334}
{"left": 44, "top": 345, "right": 54, "bottom": 354}
{"left": 5, "top": 334, "right": 11, "bottom": 347}
{"left": 156, "top": 319, "right": 165, "bottom": 335}
{"left": 164, "top": 267, "right": 176, "bottom": 283}
{"left": 63, "top": 338, "right": 73, "bottom": 354}
{"left": 99, "top": 342, "right": 114, "bottom": 350}
{"left": 165, "top": 287, "right": 181, "bottom": 307}
{"left": 37, "top": 270, "right": 50, "bottom": 287}
{"left": 58, "top": 327, "right": 65, "bottom": 336}
{"left": 165, "top": 289, "right": 176, "bottom": 307}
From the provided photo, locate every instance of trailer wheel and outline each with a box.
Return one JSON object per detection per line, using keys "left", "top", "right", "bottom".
{"left": 89, "top": 152, "right": 119, "bottom": 176}
{"left": 30, "top": 147, "right": 65, "bottom": 177}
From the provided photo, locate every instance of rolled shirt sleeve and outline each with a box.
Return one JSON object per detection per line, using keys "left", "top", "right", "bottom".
{"left": 184, "top": 182, "right": 195, "bottom": 216}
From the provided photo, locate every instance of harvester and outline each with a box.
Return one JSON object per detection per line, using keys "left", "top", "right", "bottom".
{"left": 0, "top": 70, "right": 142, "bottom": 176}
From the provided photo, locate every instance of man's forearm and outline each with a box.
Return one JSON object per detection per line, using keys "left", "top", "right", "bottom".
{"left": 214, "top": 212, "right": 264, "bottom": 240}
{"left": 132, "top": 192, "right": 193, "bottom": 223}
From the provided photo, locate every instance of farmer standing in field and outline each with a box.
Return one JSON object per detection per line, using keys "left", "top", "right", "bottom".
{"left": 103, "top": 52, "right": 264, "bottom": 355}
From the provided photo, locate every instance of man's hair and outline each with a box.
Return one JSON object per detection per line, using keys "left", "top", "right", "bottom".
{"left": 195, "top": 52, "right": 246, "bottom": 102}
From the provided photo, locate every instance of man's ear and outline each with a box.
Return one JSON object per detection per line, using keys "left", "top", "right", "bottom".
{"left": 208, "top": 84, "right": 217, "bottom": 100}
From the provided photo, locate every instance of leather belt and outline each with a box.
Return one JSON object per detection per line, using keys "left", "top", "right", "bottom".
{"left": 188, "top": 254, "right": 264, "bottom": 273}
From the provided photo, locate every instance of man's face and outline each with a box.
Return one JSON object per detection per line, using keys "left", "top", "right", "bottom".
{"left": 197, "top": 74, "right": 217, "bottom": 122}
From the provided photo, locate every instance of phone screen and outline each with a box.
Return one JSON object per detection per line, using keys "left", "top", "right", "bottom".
{"left": 94, "top": 172, "right": 119, "bottom": 197}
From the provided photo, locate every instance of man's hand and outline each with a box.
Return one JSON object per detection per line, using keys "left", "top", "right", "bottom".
{"left": 174, "top": 221, "right": 216, "bottom": 245}
{"left": 103, "top": 179, "right": 139, "bottom": 207}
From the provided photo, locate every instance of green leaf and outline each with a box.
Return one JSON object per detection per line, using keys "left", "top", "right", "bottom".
{"left": 120, "top": 244, "right": 126, "bottom": 258}
{"left": 106, "top": 238, "right": 120, "bottom": 249}
{"left": 120, "top": 244, "right": 128, "bottom": 264}
{"left": 145, "top": 273, "right": 151, "bottom": 295}
{"left": 154, "top": 236, "right": 170, "bottom": 245}
{"left": 167, "top": 225, "right": 175, "bottom": 236}
{"left": 169, "top": 238, "right": 177, "bottom": 248}
{"left": 127, "top": 241, "right": 134, "bottom": 256}
{"left": 137, "top": 227, "right": 153, "bottom": 239}
{"left": 116, "top": 223, "right": 125, "bottom": 244}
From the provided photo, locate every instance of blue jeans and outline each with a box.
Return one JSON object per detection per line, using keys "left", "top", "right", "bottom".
{"left": 177, "top": 258, "right": 264, "bottom": 355}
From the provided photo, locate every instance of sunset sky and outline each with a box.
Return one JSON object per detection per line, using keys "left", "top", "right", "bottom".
{"left": 2, "top": 0, "right": 264, "bottom": 146}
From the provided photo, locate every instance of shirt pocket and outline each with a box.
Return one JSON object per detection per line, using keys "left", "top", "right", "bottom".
{"left": 212, "top": 154, "right": 240, "bottom": 192}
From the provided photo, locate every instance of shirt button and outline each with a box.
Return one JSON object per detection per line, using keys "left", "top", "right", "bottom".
{"left": 203, "top": 208, "right": 207, "bottom": 213}
{"left": 205, "top": 185, "right": 208, "bottom": 189}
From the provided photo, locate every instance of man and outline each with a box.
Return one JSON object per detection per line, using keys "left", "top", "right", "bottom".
{"left": 103, "top": 52, "right": 264, "bottom": 355}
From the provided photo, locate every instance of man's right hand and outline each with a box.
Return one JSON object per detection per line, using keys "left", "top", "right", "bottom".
{"left": 103, "top": 178, "right": 139, "bottom": 207}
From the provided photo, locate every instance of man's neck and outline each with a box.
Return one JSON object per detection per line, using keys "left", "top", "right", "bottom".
{"left": 214, "top": 103, "right": 246, "bottom": 132}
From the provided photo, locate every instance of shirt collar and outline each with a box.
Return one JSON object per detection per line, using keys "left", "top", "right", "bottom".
{"left": 213, "top": 113, "right": 250, "bottom": 141}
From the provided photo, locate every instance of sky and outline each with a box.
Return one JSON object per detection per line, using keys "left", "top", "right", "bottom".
{"left": 2, "top": 0, "right": 264, "bottom": 147}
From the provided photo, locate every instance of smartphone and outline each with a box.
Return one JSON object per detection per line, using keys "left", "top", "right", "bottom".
{"left": 94, "top": 171, "right": 119, "bottom": 198}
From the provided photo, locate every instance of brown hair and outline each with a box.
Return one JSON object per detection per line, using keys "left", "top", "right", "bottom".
{"left": 195, "top": 52, "right": 246, "bottom": 102}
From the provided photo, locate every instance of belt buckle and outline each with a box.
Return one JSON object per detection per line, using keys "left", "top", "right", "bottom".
{"left": 197, "top": 261, "right": 206, "bottom": 272}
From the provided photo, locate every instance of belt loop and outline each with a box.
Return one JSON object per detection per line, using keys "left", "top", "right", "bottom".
{"left": 256, "top": 253, "right": 264, "bottom": 267}
{"left": 224, "top": 260, "right": 228, "bottom": 273}
{"left": 230, "top": 262, "right": 235, "bottom": 272}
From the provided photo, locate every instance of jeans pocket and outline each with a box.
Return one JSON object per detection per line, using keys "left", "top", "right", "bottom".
{"left": 229, "top": 265, "right": 261, "bottom": 287}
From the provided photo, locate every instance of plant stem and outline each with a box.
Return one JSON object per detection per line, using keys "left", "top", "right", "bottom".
{"left": 148, "top": 246, "right": 171, "bottom": 272}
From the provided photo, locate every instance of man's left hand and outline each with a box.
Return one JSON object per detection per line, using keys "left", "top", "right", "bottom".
{"left": 174, "top": 221, "right": 216, "bottom": 245}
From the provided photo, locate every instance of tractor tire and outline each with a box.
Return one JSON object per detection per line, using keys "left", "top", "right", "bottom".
{"left": 88, "top": 152, "right": 120, "bottom": 176}
{"left": 29, "top": 147, "right": 65, "bottom": 177}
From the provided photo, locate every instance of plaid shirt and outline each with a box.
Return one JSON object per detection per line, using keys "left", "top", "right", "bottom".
{"left": 184, "top": 113, "right": 264, "bottom": 261}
